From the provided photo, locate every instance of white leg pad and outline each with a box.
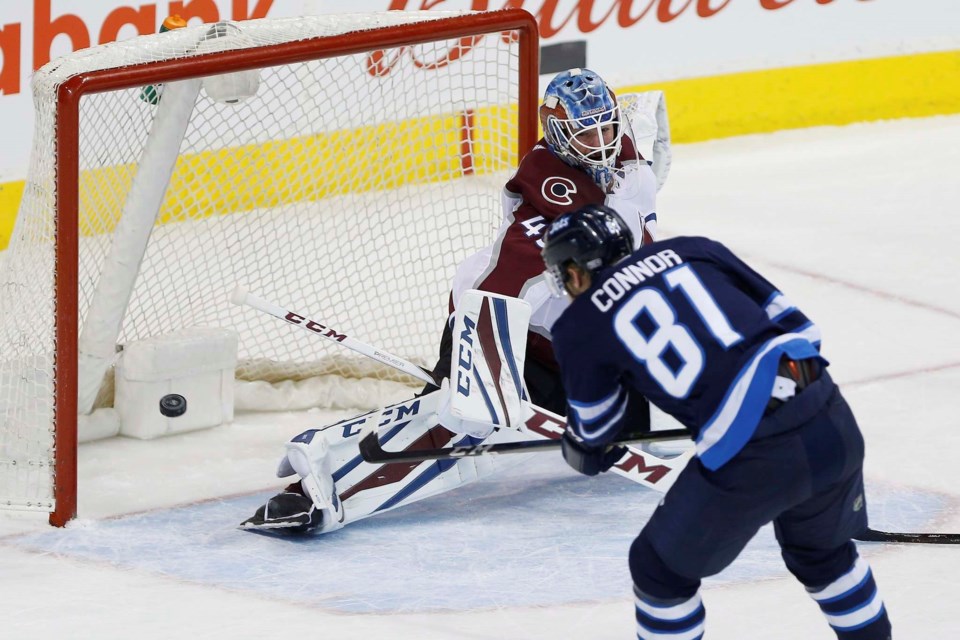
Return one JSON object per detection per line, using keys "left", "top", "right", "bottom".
{"left": 272, "top": 391, "right": 540, "bottom": 533}
{"left": 443, "top": 289, "right": 532, "bottom": 438}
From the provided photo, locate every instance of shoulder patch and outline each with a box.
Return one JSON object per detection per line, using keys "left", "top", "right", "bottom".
{"left": 541, "top": 176, "right": 578, "bottom": 206}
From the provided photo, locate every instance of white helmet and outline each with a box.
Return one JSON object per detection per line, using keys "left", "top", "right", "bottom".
{"left": 539, "top": 68, "right": 624, "bottom": 188}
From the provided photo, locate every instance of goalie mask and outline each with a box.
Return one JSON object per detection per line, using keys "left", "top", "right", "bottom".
{"left": 540, "top": 68, "right": 624, "bottom": 190}
{"left": 541, "top": 204, "right": 634, "bottom": 298}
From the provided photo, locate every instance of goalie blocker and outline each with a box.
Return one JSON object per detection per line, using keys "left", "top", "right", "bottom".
{"left": 437, "top": 290, "right": 532, "bottom": 438}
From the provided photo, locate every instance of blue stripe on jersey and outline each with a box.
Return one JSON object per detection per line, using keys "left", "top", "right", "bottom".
{"left": 568, "top": 386, "right": 629, "bottom": 445}
{"left": 808, "top": 558, "right": 888, "bottom": 632}
{"left": 696, "top": 334, "right": 821, "bottom": 470}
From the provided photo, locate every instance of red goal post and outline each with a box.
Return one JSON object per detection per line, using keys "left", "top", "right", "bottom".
{"left": 0, "top": 9, "right": 539, "bottom": 526}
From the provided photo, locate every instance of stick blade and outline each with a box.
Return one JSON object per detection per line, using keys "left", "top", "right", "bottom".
{"left": 855, "top": 527, "right": 960, "bottom": 545}
{"left": 359, "top": 428, "right": 390, "bottom": 463}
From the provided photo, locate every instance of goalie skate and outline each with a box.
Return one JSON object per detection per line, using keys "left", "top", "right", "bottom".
{"left": 239, "top": 483, "right": 323, "bottom": 534}
{"left": 241, "top": 432, "right": 345, "bottom": 535}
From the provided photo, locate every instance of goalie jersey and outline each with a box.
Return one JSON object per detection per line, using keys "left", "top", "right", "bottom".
{"left": 451, "top": 136, "right": 658, "bottom": 372}
{"left": 551, "top": 236, "right": 826, "bottom": 471}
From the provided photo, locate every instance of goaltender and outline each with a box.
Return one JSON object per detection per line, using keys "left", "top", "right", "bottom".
{"left": 241, "top": 68, "right": 671, "bottom": 535}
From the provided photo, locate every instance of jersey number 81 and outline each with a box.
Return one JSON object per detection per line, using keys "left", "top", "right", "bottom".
{"left": 614, "top": 265, "right": 743, "bottom": 398}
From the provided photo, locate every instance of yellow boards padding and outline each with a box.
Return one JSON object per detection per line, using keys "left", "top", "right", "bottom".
{"left": 1, "top": 50, "right": 958, "bottom": 251}
{"left": 62, "top": 106, "right": 519, "bottom": 240}
{"left": 623, "top": 50, "right": 960, "bottom": 143}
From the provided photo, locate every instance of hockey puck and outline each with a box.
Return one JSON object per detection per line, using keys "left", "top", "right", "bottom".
{"left": 159, "top": 393, "right": 187, "bottom": 418}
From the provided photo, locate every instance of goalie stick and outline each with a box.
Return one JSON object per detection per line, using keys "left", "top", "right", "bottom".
{"left": 236, "top": 288, "right": 956, "bottom": 544}
{"left": 230, "top": 286, "right": 439, "bottom": 386}
{"left": 359, "top": 425, "right": 691, "bottom": 463}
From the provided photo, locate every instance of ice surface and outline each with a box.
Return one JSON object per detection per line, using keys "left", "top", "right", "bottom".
{"left": 1, "top": 115, "right": 959, "bottom": 639}
{"left": 10, "top": 457, "right": 945, "bottom": 615}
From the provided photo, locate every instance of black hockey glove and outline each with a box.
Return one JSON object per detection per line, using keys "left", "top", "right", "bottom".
{"left": 561, "top": 431, "right": 626, "bottom": 476}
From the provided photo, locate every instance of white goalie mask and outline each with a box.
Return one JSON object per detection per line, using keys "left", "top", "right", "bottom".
{"left": 539, "top": 69, "right": 625, "bottom": 189}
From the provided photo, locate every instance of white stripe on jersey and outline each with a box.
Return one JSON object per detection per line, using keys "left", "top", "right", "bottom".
{"left": 764, "top": 293, "right": 795, "bottom": 321}
{"left": 796, "top": 321, "right": 822, "bottom": 346}
{"left": 570, "top": 389, "right": 628, "bottom": 444}
{"left": 569, "top": 387, "right": 622, "bottom": 422}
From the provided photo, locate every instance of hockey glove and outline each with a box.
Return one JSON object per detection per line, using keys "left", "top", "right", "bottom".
{"left": 561, "top": 431, "right": 626, "bottom": 476}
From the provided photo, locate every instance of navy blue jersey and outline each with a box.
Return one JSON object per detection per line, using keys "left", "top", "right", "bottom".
{"left": 552, "top": 236, "right": 826, "bottom": 470}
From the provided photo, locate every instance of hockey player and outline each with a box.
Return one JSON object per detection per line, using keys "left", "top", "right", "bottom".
{"left": 240, "top": 68, "right": 670, "bottom": 535}
{"left": 541, "top": 205, "right": 892, "bottom": 640}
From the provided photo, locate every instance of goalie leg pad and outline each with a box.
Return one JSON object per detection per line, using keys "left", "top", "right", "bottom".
{"left": 245, "top": 390, "right": 539, "bottom": 535}
{"left": 441, "top": 290, "right": 532, "bottom": 438}
{"left": 335, "top": 429, "right": 536, "bottom": 519}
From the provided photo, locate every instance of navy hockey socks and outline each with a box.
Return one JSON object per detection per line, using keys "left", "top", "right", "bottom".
{"left": 634, "top": 587, "right": 705, "bottom": 640}
{"left": 807, "top": 557, "right": 892, "bottom": 639}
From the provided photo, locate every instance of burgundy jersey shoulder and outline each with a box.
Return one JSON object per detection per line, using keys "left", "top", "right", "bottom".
{"left": 504, "top": 140, "right": 608, "bottom": 220}
{"left": 619, "top": 134, "right": 641, "bottom": 164}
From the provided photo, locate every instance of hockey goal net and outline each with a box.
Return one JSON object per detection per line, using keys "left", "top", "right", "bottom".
{"left": 0, "top": 10, "right": 538, "bottom": 525}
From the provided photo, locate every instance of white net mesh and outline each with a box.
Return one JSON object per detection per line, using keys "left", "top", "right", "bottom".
{"left": 0, "top": 11, "right": 527, "bottom": 513}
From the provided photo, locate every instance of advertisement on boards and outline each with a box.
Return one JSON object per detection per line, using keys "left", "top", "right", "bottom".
{"left": 0, "top": 0, "right": 958, "bottom": 243}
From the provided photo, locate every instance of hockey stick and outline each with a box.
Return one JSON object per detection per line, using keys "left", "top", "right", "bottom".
{"left": 230, "top": 287, "right": 687, "bottom": 490}
{"left": 230, "top": 287, "right": 439, "bottom": 386}
{"left": 359, "top": 426, "right": 960, "bottom": 545}
{"left": 854, "top": 528, "right": 960, "bottom": 545}
{"left": 359, "top": 426, "right": 691, "bottom": 464}
{"left": 234, "top": 288, "right": 955, "bottom": 544}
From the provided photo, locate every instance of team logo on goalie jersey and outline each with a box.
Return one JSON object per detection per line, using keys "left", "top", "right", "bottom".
{"left": 541, "top": 176, "right": 577, "bottom": 206}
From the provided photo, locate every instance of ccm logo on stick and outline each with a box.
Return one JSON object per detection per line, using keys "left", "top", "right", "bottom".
{"left": 284, "top": 312, "right": 346, "bottom": 341}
